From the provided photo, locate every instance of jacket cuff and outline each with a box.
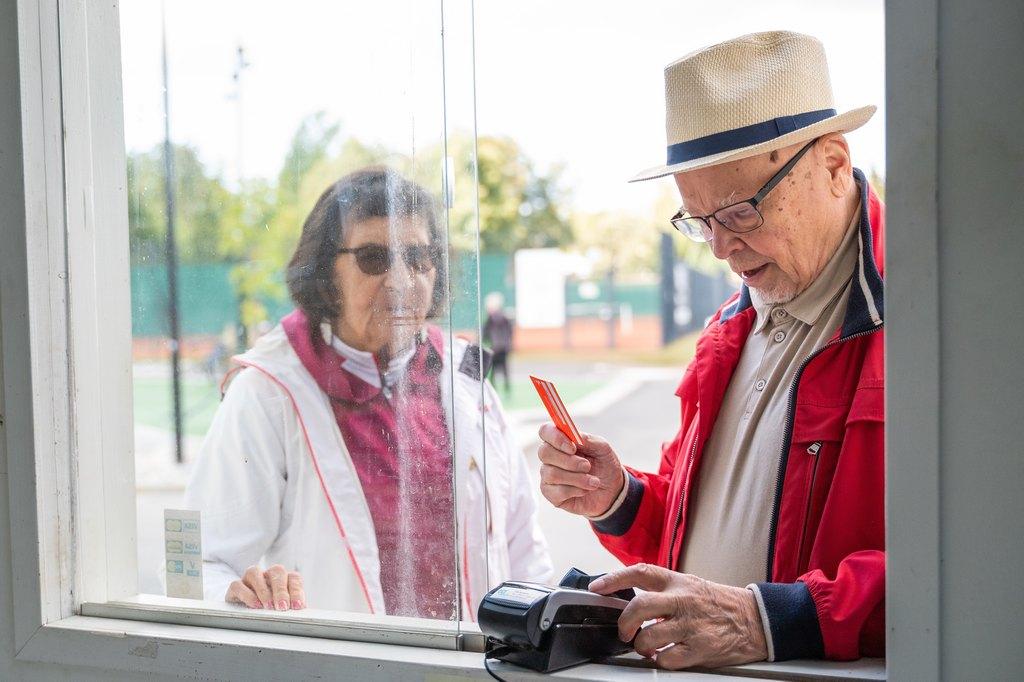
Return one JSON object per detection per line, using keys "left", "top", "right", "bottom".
{"left": 590, "top": 471, "right": 643, "bottom": 536}
{"left": 585, "top": 466, "right": 630, "bottom": 522}
{"left": 748, "top": 581, "right": 824, "bottom": 661}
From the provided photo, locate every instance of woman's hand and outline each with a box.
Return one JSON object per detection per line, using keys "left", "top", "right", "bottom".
{"left": 537, "top": 424, "right": 625, "bottom": 518}
{"left": 226, "top": 564, "right": 306, "bottom": 610}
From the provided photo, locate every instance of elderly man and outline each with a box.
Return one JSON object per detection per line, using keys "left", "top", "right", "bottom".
{"left": 537, "top": 31, "right": 884, "bottom": 669}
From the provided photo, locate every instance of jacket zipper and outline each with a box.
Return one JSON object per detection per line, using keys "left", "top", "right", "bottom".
{"left": 667, "top": 434, "right": 699, "bottom": 570}
{"left": 763, "top": 326, "right": 881, "bottom": 582}
{"left": 794, "top": 441, "right": 823, "bottom": 570}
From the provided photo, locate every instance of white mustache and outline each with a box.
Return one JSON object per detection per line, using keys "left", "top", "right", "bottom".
{"left": 731, "top": 263, "right": 768, "bottom": 273}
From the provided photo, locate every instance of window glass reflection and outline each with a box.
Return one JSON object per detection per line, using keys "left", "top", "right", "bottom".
{"left": 122, "top": 0, "right": 552, "bottom": 621}
{"left": 182, "top": 169, "right": 553, "bottom": 618}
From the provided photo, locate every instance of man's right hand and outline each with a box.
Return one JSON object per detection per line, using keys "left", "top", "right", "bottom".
{"left": 226, "top": 564, "right": 306, "bottom": 610}
{"left": 537, "top": 423, "right": 625, "bottom": 517}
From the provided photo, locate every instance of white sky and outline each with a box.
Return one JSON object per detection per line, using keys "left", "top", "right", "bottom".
{"left": 119, "top": 0, "right": 884, "bottom": 213}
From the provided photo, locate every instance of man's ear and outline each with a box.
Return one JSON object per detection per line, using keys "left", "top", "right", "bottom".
{"left": 817, "top": 133, "right": 854, "bottom": 198}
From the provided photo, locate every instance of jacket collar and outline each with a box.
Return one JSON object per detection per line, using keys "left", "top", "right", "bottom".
{"left": 281, "top": 309, "right": 444, "bottom": 405}
{"left": 718, "top": 168, "right": 885, "bottom": 339}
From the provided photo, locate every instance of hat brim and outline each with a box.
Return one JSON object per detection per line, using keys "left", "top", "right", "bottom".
{"left": 629, "top": 105, "right": 876, "bottom": 183}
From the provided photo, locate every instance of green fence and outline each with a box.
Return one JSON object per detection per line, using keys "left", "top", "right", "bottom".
{"left": 473, "top": 255, "right": 660, "bottom": 315}
{"left": 566, "top": 280, "right": 659, "bottom": 315}
{"left": 131, "top": 254, "right": 660, "bottom": 338}
{"left": 132, "top": 255, "right": 487, "bottom": 337}
{"left": 132, "top": 263, "right": 242, "bottom": 337}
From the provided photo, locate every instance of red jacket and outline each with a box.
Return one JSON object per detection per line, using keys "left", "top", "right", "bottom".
{"left": 592, "top": 170, "right": 885, "bottom": 661}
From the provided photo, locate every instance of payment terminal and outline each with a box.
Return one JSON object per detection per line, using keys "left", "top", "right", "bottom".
{"left": 477, "top": 568, "right": 635, "bottom": 673}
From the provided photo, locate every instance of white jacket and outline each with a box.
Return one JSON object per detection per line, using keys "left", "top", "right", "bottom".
{"left": 183, "top": 324, "right": 553, "bottom": 617}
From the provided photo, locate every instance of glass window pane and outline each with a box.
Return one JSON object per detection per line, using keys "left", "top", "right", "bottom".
{"left": 121, "top": 0, "right": 493, "bottom": 623}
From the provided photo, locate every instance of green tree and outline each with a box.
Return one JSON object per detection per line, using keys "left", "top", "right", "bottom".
{"left": 223, "top": 116, "right": 394, "bottom": 329}
{"left": 126, "top": 143, "right": 233, "bottom": 265}
{"left": 194, "top": 117, "right": 576, "bottom": 329}
{"left": 261, "top": 127, "right": 574, "bottom": 259}
{"left": 276, "top": 111, "right": 341, "bottom": 205}
{"left": 569, "top": 208, "right": 661, "bottom": 278}
{"left": 473, "top": 135, "right": 573, "bottom": 253}
{"left": 291, "top": 136, "right": 395, "bottom": 211}
{"left": 413, "top": 133, "right": 573, "bottom": 254}
{"left": 217, "top": 177, "right": 280, "bottom": 330}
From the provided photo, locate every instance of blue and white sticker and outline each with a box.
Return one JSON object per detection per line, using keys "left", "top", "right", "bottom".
{"left": 164, "top": 509, "right": 203, "bottom": 600}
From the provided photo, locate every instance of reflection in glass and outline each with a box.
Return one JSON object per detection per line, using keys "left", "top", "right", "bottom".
{"left": 122, "top": 0, "right": 552, "bottom": 620}
{"left": 182, "top": 169, "right": 552, "bottom": 618}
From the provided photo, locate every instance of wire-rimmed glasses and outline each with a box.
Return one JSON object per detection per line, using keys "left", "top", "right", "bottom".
{"left": 669, "top": 137, "right": 819, "bottom": 242}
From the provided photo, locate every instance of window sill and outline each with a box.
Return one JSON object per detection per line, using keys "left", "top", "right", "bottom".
{"left": 80, "top": 594, "right": 467, "bottom": 650}
{"left": 16, "top": 613, "right": 885, "bottom": 681}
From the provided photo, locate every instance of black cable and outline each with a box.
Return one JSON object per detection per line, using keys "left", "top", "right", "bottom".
{"left": 483, "top": 655, "right": 509, "bottom": 682}
{"left": 483, "top": 643, "right": 513, "bottom": 682}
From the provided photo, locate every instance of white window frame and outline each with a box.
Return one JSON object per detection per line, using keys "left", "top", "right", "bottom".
{"left": 16, "top": 0, "right": 488, "bottom": 629}
{"left": 9, "top": 0, "right": 495, "bottom": 670}
{"left": 3, "top": 0, "right": 911, "bottom": 679}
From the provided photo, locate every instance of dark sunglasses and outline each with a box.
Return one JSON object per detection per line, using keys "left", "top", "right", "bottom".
{"left": 337, "top": 243, "right": 439, "bottom": 276}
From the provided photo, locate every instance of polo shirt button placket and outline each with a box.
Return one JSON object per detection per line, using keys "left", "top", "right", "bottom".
{"left": 755, "top": 379, "right": 767, "bottom": 391}
{"left": 773, "top": 330, "right": 787, "bottom": 343}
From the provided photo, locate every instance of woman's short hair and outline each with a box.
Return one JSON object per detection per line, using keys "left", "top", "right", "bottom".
{"left": 286, "top": 167, "right": 447, "bottom": 333}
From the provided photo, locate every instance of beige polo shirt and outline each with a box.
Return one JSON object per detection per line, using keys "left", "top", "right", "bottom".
{"left": 676, "top": 205, "right": 861, "bottom": 587}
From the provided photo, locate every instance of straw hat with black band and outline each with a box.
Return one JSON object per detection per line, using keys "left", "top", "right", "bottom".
{"left": 631, "top": 30, "right": 875, "bottom": 183}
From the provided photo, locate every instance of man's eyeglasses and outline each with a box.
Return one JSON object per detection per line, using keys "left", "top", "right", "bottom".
{"left": 669, "top": 137, "right": 819, "bottom": 243}
{"left": 337, "top": 243, "right": 438, "bottom": 276}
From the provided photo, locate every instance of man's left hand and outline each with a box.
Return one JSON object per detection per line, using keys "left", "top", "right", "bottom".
{"left": 589, "top": 564, "right": 768, "bottom": 670}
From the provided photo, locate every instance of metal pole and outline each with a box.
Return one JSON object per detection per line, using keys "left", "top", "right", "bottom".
{"left": 232, "top": 45, "right": 248, "bottom": 189}
{"left": 606, "top": 266, "right": 616, "bottom": 349}
{"left": 161, "top": 5, "right": 184, "bottom": 464}
{"left": 231, "top": 44, "right": 250, "bottom": 349}
{"left": 659, "top": 232, "right": 676, "bottom": 345}
{"left": 563, "top": 275, "right": 572, "bottom": 350}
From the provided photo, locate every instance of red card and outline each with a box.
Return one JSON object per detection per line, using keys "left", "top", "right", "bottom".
{"left": 530, "top": 375, "right": 584, "bottom": 447}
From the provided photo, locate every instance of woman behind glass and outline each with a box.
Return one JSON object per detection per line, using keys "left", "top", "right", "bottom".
{"left": 184, "top": 167, "right": 552, "bottom": 618}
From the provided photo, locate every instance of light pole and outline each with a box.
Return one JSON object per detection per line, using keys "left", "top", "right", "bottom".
{"left": 229, "top": 44, "right": 251, "bottom": 349}
{"left": 161, "top": 3, "right": 183, "bottom": 464}
{"left": 230, "top": 45, "right": 250, "bottom": 189}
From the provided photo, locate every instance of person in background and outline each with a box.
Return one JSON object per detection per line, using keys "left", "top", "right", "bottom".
{"left": 202, "top": 325, "right": 231, "bottom": 382}
{"left": 536, "top": 31, "right": 886, "bottom": 668}
{"left": 482, "top": 291, "right": 513, "bottom": 393}
{"left": 185, "top": 167, "right": 552, "bottom": 619}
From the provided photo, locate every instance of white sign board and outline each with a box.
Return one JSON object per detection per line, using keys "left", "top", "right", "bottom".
{"left": 514, "top": 248, "right": 567, "bottom": 328}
